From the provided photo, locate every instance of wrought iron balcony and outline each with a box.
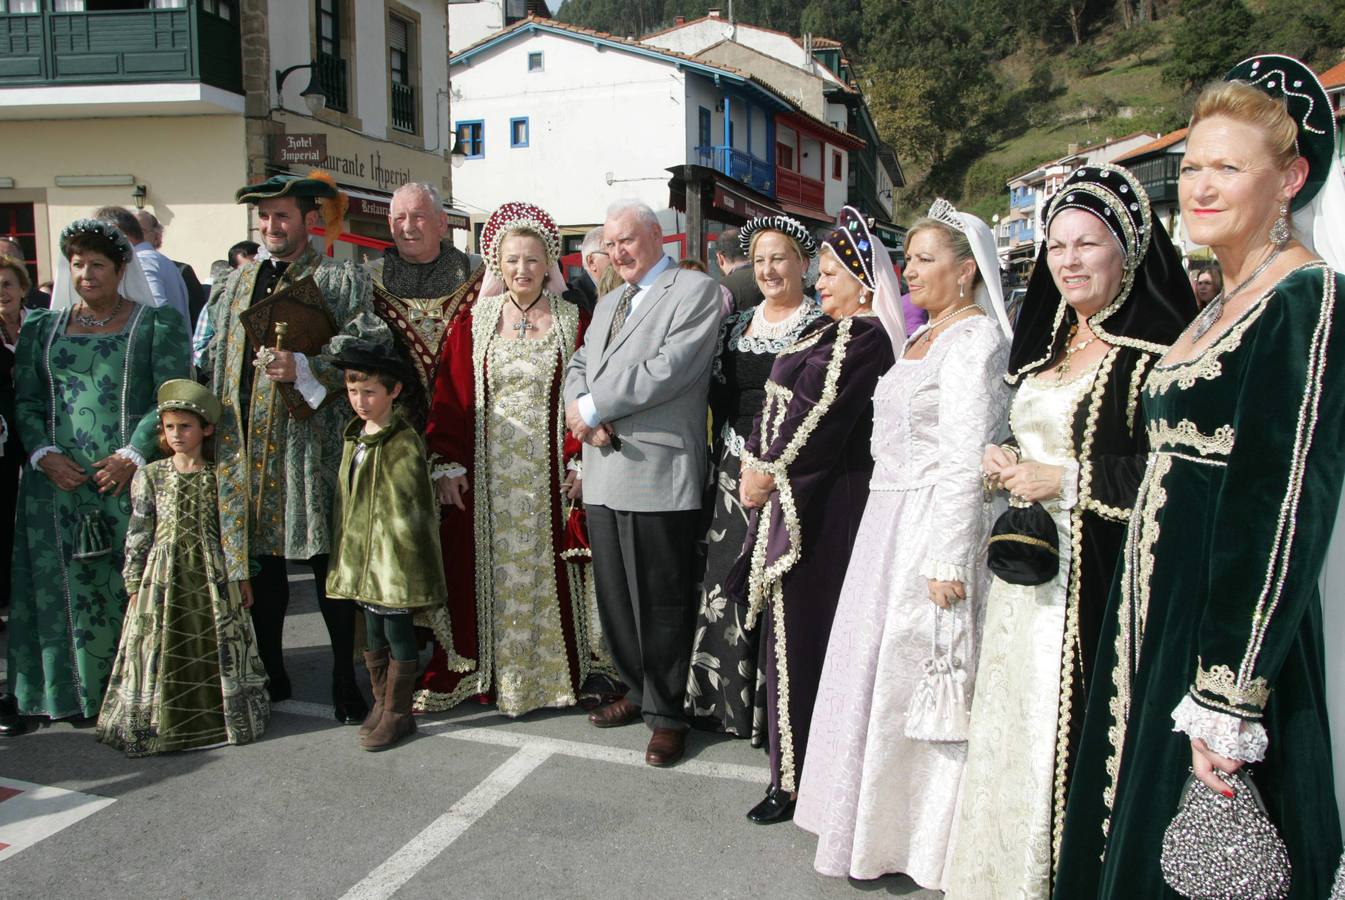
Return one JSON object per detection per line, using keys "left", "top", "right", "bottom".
{"left": 391, "top": 81, "right": 416, "bottom": 133}
{"left": 0, "top": 6, "right": 241, "bottom": 93}
{"left": 695, "top": 145, "right": 774, "bottom": 196}
{"left": 315, "top": 50, "right": 348, "bottom": 114}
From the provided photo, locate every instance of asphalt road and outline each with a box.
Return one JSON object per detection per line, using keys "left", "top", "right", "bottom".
{"left": 0, "top": 572, "right": 938, "bottom": 899}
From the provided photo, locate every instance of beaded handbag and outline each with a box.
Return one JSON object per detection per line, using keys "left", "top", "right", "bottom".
{"left": 903, "top": 605, "right": 969, "bottom": 743}
{"left": 1160, "top": 769, "right": 1291, "bottom": 899}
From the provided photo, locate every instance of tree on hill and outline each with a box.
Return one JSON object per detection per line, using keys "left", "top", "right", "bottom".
{"left": 1162, "top": 0, "right": 1255, "bottom": 88}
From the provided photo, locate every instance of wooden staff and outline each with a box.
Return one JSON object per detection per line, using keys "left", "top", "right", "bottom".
{"left": 254, "top": 320, "right": 288, "bottom": 524}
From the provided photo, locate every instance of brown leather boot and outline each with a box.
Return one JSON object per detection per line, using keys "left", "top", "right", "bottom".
{"left": 359, "top": 648, "right": 390, "bottom": 738}
{"left": 360, "top": 658, "right": 418, "bottom": 752}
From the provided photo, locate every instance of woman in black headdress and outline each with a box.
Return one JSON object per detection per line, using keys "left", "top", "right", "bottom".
{"left": 1055, "top": 54, "right": 1345, "bottom": 899}
{"left": 944, "top": 163, "right": 1194, "bottom": 899}
{"left": 729, "top": 206, "right": 898, "bottom": 824}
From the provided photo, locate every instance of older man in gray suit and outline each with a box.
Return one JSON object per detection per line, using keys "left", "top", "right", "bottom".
{"left": 564, "top": 201, "right": 720, "bottom": 767}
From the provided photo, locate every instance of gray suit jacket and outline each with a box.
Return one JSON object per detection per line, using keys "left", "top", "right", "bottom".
{"left": 564, "top": 261, "right": 721, "bottom": 512}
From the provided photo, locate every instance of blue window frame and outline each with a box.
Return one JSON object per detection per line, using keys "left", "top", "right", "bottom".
{"left": 455, "top": 119, "right": 484, "bottom": 158}
{"left": 697, "top": 106, "right": 711, "bottom": 148}
{"left": 509, "top": 117, "right": 529, "bottom": 148}
{"left": 527, "top": 52, "right": 543, "bottom": 72}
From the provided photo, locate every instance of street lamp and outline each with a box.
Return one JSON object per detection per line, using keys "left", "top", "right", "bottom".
{"left": 275, "top": 63, "right": 327, "bottom": 115}
{"left": 449, "top": 132, "right": 468, "bottom": 170}
{"left": 131, "top": 184, "right": 148, "bottom": 210}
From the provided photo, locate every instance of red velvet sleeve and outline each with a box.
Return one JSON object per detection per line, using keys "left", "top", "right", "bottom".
{"left": 425, "top": 303, "right": 477, "bottom": 474}
{"left": 561, "top": 309, "right": 591, "bottom": 466}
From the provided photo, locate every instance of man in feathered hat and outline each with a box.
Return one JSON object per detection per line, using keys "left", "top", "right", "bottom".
{"left": 201, "top": 171, "right": 391, "bottom": 724}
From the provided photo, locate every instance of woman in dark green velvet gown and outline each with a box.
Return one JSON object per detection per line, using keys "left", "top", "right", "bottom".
{"left": 1055, "top": 55, "right": 1345, "bottom": 898}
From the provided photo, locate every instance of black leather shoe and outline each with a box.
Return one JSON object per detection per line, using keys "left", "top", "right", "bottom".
{"left": 332, "top": 679, "right": 369, "bottom": 726}
{"left": 267, "top": 674, "right": 292, "bottom": 704}
{"left": 0, "top": 714, "right": 29, "bottom": 737}
{"left": 0, "top": 694, "right": 27, "bottom": 737}
{"left": 746, "top": 786, "right": 795, "bottom": 824}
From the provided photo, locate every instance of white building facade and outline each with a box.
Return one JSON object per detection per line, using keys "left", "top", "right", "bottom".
{"left": 450, "top": 17, "right": 863, "bottom": 261}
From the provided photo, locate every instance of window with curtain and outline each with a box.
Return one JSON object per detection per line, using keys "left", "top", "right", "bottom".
{"left": 0, "top": 1, "right": 41, "bottom": 13}
{"left": 389, "top": 15, "right": 410, "bottom": 86}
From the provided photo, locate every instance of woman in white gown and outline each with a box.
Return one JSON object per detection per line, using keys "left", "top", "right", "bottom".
{"left": 943, "top": 163, "right": 1194, "bottom": 899}
{"left": 794, "top": 200, "right": 1012, "bottom": 888}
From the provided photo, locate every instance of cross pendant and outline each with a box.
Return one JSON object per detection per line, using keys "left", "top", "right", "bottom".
{"left": 513, "top": 317, "right": 533, "bottom": 337}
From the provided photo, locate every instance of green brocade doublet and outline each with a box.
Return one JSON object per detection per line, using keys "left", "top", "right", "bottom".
{"left": 206, "top": 246, "right": 390, "bottom": 561}
{"left": 1056, "top": 263, "right": 1345, "bottom": 898}
{"left": 326, "top": 414, "right": 448, "bottom": 610}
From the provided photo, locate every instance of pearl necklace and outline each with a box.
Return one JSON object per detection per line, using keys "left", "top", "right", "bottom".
{"left": 919, "top": 302, "right": 977, "bottom": 343}
{"left": 74, "top": 296, "right": 125, "bottom": 329}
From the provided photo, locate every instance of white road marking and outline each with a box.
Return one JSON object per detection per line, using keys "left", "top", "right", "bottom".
{"left": 421, "top": 720, "right": 765, "bottom": 783}
{"left": 286, "top": 572, "right": 316, "bottom": 582}
{"left": 0, "top": 778, "right": 115, "bottom": 861}
{"left": 338, "top": 745, "right": 552, "bottom": 900}
{"left": 272, "top": 702, "right": 766, "bottom": 783}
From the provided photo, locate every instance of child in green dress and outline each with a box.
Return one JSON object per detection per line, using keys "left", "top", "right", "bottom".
{"left": 96, "top": 379, "right": 269, "bottom": 756}
{"left": 327, "top": 341, "right": 449, "bottom": 751}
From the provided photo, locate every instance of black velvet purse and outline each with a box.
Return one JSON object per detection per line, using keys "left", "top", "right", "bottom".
{"left": 987, "top": 502, "right": 1059, "bottom": 586}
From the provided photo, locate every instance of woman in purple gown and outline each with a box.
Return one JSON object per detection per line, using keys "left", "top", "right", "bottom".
{"left": 731, "top": 206, "right": 900, "bottom": 823}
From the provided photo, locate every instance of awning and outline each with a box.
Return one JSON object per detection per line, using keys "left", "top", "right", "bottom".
{"left": 342, "top": 185, "right": 471, "bottom": 231}
{"left": 668, "top": 164, "right": 787, "bottom": 224}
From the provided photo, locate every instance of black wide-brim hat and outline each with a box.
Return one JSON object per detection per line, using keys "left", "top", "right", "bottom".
{"left": 1226, "top": 54, "right": 1337, "bottom": 211}
{"left": 235, "top": 174, "right": 341, "bottom": 205}
{"left": 331, "top": 339, "right": 414, "bottom": 385}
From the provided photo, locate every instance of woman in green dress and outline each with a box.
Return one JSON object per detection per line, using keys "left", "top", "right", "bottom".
{"left": 1055, "top": 55, "right": 1345, "bottom": 898}
{"left": 4, "top": 218, "right": 190, "bottom": 731}
{"left": 97, "top": 379, "right": 269, "bottom": 756}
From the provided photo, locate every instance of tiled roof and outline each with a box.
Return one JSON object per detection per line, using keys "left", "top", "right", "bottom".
{"left": 454, "top": 17, "right": 864, "bottom": 148}
{"left": 1112, "top": 128, "right": 1189, "bottom": 163}
{"left": 1319, "top": 59, "right": 1345, "bottom": 90}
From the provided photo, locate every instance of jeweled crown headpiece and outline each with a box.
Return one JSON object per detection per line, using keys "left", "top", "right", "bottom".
{"left": 481, "top": 201, "right": 561, "bottom": 278}
{"left": 737, "top": 214, "right": 818, "bottom": 258}
{"left": 926, "top": 198, "right": 966, "bottom": 233}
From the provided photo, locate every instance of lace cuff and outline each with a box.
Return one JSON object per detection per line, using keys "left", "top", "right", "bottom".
{"left": 566, "top": 458, "right": 582, "bottom": 475}
{"left": 292, "top": 353, "right": 327, "bottom": 409}
{"left": 1171, "top": 694, "right": 1268, "bottom": 762}
{"left": 1058, "top": 458, "right": 1081, "bottom": 510}
{"left": 30, "top": 445, "right": 60, "bottom": 469}
{"left": 432, "top": 462, "right": 467, "bottom": 481}
{"left": 919, "top": 558, "right": 971, "bottom": 583}
{"left": 116, "top": 446, "right": 147, "bottom": 468}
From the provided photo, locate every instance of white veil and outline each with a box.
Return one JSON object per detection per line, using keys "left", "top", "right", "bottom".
{"left": 50, "top": 246, "right": 162, "bottom": 313}
{"left": 959, "top": 210, "right": 1014, "bottom": 341}
{"left": 1304, "top": 154, "right": 1345, "bottom": 825}
{"left": 870, "top": 232, "right": 908, "bottom": 349}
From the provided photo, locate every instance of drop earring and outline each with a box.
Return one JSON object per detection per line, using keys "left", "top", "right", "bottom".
{"left": 1269, "top": 200, "right": 1290, "bottom": 247}
{"left": 959, "top": 281, "right": 965, "bottom": 299}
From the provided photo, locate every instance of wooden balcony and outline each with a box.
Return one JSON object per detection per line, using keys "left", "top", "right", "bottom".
{"left": 775, "top": 167, "right": 825, "bottom": 211}
{"left": 1121, "top": 153, "right": 1181, "bottom": 205}
{"left": 0, "top": 6, "right": 241, "bottom": 94}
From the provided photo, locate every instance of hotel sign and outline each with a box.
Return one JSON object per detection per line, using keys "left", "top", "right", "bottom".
{"left": 272, "top": 133, "right": 328, "bottom": 167}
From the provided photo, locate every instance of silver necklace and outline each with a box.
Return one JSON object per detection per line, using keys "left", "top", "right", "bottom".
{"left": 74, "top": 295, "right": 125, "bottom": 328}
{"left": 1191, "top": 248, "right": 1281, "bottom": 341}
{"left": 750, "top": 301, "right": 807, "bottom": 339}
